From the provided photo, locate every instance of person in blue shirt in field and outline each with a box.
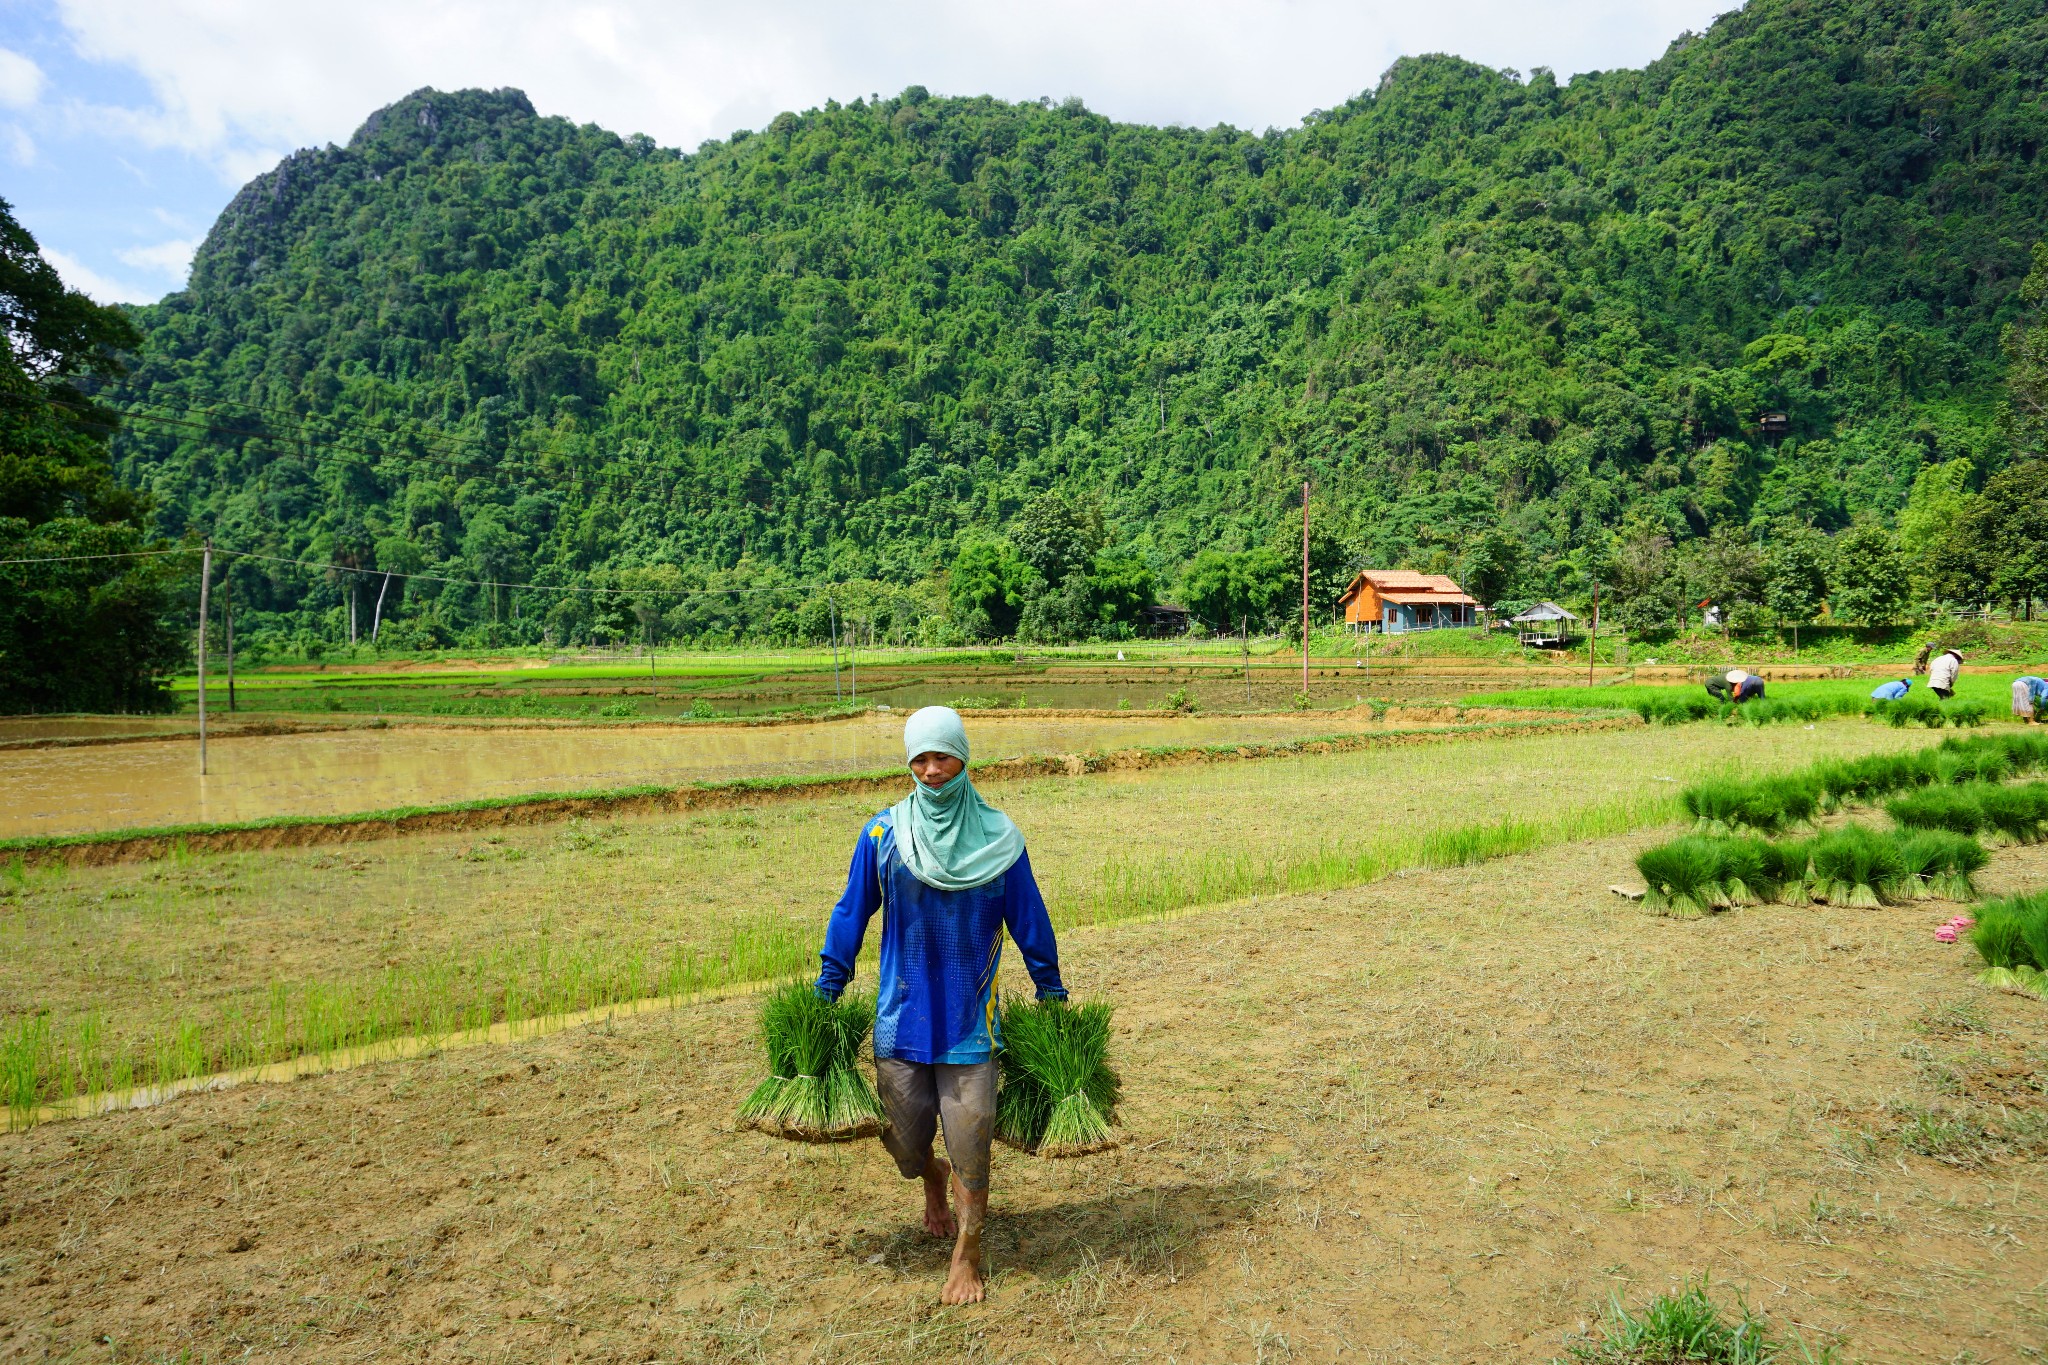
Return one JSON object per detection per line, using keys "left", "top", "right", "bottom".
{"left": 816, "top": 705, "right": 1067, "bottom": 1304}
{"left": 1871, "top": 679, "right": 1913, "bottom": 700}
{"left": 2014, "top": 675, "right": 2048, "bottom": 723}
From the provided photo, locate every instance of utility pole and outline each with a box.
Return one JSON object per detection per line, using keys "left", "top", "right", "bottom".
{"left": 1587, "top": 583, "right": 1600, "bottom": 686}
{"left": 223, "top": 571, "right": 236, "bottom": 714}
{"left": 1301, "top": 480, "right": 1311, "bottom": 700}
{"left": 829, "top": 593, "right": 842, "bottom": 703}
{"left": 197, "top": 539, "right": 212, "bottom": 776}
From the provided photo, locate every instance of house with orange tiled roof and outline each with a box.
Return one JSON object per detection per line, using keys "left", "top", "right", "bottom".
{"left": 1335, "top": 570, "right": 1479, "bottom": 634}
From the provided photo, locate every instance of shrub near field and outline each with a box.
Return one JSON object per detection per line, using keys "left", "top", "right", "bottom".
{"left": 0, "top": 721, "right": 1940, "bottom": 1117}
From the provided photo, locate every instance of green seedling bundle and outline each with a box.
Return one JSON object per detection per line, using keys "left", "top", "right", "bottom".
{"left": 1888, "top": 782, "right": 2048, "bottom": 843}
{"left": 1635, "top": 825, "right": 1985, "bottom": 914}
{"left": 1680, "top": 732, "right": 2048, "bottom": 834}
{"left": 995, "top": 997, "right": 1122, "bottom": 1157}
{"left": 736, "top": 983, "right": 888, "bottom": 1142}
{"left": 1806, "top": 826, "right": 1906, "bottom": 907}
{"left": 1968, "top": 890, "right": 2048, "bottom": 1002}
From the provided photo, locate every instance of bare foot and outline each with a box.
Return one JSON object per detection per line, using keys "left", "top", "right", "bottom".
{"left": 920, "top": 1157, "right": 956, "bottom": 1238}
{"left": 940, "top": 1171, "right": 987, "bottom": 1305}
{"left": 941, "top": 1253, "right": 984, "bottom": 1305}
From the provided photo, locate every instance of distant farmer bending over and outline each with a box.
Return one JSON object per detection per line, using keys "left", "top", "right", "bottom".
{"left": 1704, "top": 669, "right": 1765, "bottom": 703}
{"left": 2014, "top": 675, "right": 2047, "bottom": 724}
{"left": 1929, "top": 648, "right": 1963, "bottom": 700}
{"left": 815, "top": 705, "right": 1067, "bottom": 1304}
{"left": 1871, "top": 678, "right": 1913, "bottom": 701}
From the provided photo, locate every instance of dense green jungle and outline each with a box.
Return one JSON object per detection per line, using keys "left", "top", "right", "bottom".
{"left": 10, "top": 0, "right": 2048, "bottom": 673}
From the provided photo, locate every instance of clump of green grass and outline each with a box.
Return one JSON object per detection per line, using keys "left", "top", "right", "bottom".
{"left": 1558, "top": 1277, "right": 1833, "bottom": 1363}
{"left": 995, "top": 997, "right": 1121, "bottom": 1157}
{"left": 1969, "top": 890, "right": 2048, "bottom": 1001}
{"left": 735, "top": 983, "right": 886, "bottom": 1142}
{"left": 1807, "top": 826, "right": 1906, "bottom": 908}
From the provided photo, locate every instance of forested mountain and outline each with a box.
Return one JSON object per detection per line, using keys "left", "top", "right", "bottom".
{"left": 103, "top": 0, "right": 2048, "bottom": 647}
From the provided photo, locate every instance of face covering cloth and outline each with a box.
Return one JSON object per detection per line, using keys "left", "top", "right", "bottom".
{"left": 889, "top": 706, "right": 1025, "bottom": 891}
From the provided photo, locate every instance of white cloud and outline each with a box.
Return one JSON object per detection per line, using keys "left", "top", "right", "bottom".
{"left": 41, "top": 246, "right": 160, "bottom": 304}
{"left": 47, "top": 0, "right": 1734, "bottom": 185}
{"left": 116, "top": 234, "right": 203, "bottom": 283}
{"left": 1, "top": 122, "right": 33, "bottom": 165}
{"left": 0, "top": 47, "right": 46, "bottom": 108}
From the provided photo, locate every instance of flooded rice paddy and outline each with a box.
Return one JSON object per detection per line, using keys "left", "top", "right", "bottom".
{"left": 1, "top": 708, "right": 1414, "bottom": 837}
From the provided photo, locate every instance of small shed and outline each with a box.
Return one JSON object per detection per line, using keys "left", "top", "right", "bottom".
{"left": 1509, "top": 601, "right": 1578, "bottom": 648}
{"left": 1337, "top": 570, "right": 1479, "bottom": 634}
{"left": 1137, "top": 603, "right": 1191, "bottom": 638}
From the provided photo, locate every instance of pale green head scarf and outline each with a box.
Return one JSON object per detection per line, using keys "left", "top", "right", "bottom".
{"left": 889, "top": 706, "right": 1024, "bottom": 891}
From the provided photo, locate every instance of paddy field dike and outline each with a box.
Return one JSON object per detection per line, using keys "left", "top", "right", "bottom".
{"left": 2, "top": 651, "right": 2045, "bottom": 1362}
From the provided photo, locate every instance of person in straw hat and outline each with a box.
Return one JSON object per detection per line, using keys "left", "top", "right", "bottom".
{"left": 815, "top": 705, "right": 1068, "bottom": 1303}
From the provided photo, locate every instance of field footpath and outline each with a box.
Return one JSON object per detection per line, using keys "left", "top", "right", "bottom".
{"left": 1, "top": 710, "right": 1635, "bottom": 868}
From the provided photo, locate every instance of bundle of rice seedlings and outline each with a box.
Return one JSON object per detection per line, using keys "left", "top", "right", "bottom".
{"left": 736, "top": 983, "right": 887, "bottom": 1142}
{"left": 1968, "top": 893, "right": 2048, "bottom": 1000}
{"left": 1807, "top": 826, "right": 1905, "bottom": 908}
{"left": 1680, "top": 779, "right": 1748, "bottom": 834}
{"left": 1757, "top": 838, "right": 1813, "bottom": 903}
{"left": 1945, "top": 701, "right": 1989, "bottom": 728}
{"left": 1714, "top": 836, "right": 1773, "bottom": 906}
{"left": 1635, "top": 836, "right": 1728, "bottom": 917}
{"left": 1976, "top": 784, "right": 2048, "bottom": 844}
{"left": 1743, "top": 775, "right": 1818, "bottom": 831}
{"left": 1891, "top": 830, "right": 1987, "bottom": 901}
{"left": 995, "top": 997, "right": 1121, "bottom": 1157}
{"left": 1886, "top": 787, "right": 1985, "bottom": 835}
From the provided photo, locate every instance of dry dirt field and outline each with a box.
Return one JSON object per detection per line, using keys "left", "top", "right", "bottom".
{"left": 4, "top": 831, "right": 2044, "bottom": 1362}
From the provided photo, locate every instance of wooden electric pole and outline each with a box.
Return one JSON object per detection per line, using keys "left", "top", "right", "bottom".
{"left": 1301, "top": 481, "right": 1311, "bottom": 699}
{"left": 197, "top": 539, "right": 212, "bottom": 776}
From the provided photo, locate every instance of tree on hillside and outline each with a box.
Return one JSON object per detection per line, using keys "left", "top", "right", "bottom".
{"left": 1763, "top": 524, "right": 1830, "bottom": 648}
{"left": 1459, "top": 528, "right": 1523, "bottom": 611}
{"left": 0, "top": 199, "right": 186, "bottom": 711}
{"left": 948, "top": 541, "right": 1033, "bottom": 639}
{"left": 1936, "top": 460, "right": 2048, "bottom": 620}
{"left": 1610, "top": 530, "right": 1687, "bottom": 633}
{"left": 1898, "top": 459, "right": 1975, "bottom": 602}
{"left": 1828, "top": 523, "right": 1910, "bottom": 626}
{"left": 1181, "top": 546, "right": 1292, "bottom": 638}
{"left": 2003, "top": 242, "right": 2048, "bottom": 459}
{"left": 1685, "top": 527, "right": 1766, "bottom": 631}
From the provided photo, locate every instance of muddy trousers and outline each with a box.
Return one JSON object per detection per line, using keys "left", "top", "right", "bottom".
{"left": 875, "top": 1058, "right": 996, "bottom": 1192}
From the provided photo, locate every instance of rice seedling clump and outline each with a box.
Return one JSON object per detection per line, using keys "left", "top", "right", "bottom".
{"left": 1891, "top": 831, "right": 1987, "bottom": 902}
{"left": 1635, "top": 836, "right": 1730, "bottom": 917}
{"left": 1806, "top": 825, "right": 1907, "bottom": 908}
{"left": 1968, "top": 891, "right": 2048, "bottom": 1001}
{"left": 995, "top": 997, "right": 1122, "bottom": 1157}
{"left": 736, "top": 983, "right": 887, "bottom": 1142}
{"left": 1886, "top": 787, "right": 1986, "bottom": 835}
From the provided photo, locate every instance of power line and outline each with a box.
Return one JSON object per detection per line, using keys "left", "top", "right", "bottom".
{"left": 0, "top": 547, "right": 199, "bottom": 566}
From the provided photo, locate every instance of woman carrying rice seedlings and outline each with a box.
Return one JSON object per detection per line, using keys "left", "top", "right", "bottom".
{"left": 814, "top": 705, "right": 1067, "bottom": 1305}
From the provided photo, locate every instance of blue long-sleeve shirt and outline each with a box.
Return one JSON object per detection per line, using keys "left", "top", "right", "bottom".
{"left": 815, "top": 809, "right": 1066, "bottom": 1064}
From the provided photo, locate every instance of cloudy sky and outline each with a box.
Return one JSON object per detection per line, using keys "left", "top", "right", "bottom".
{"left": 1, "top": 0, "right": 1736, "bottom": 305}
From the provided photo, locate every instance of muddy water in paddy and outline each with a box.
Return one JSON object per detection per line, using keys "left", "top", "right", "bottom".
{"left": 1, "top": 710, "right": 1400, "bottom": 837}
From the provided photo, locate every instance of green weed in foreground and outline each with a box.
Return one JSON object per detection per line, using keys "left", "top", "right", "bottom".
{"left": 1559, "top": 1278, "right": 1835, "bottom": 1364}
